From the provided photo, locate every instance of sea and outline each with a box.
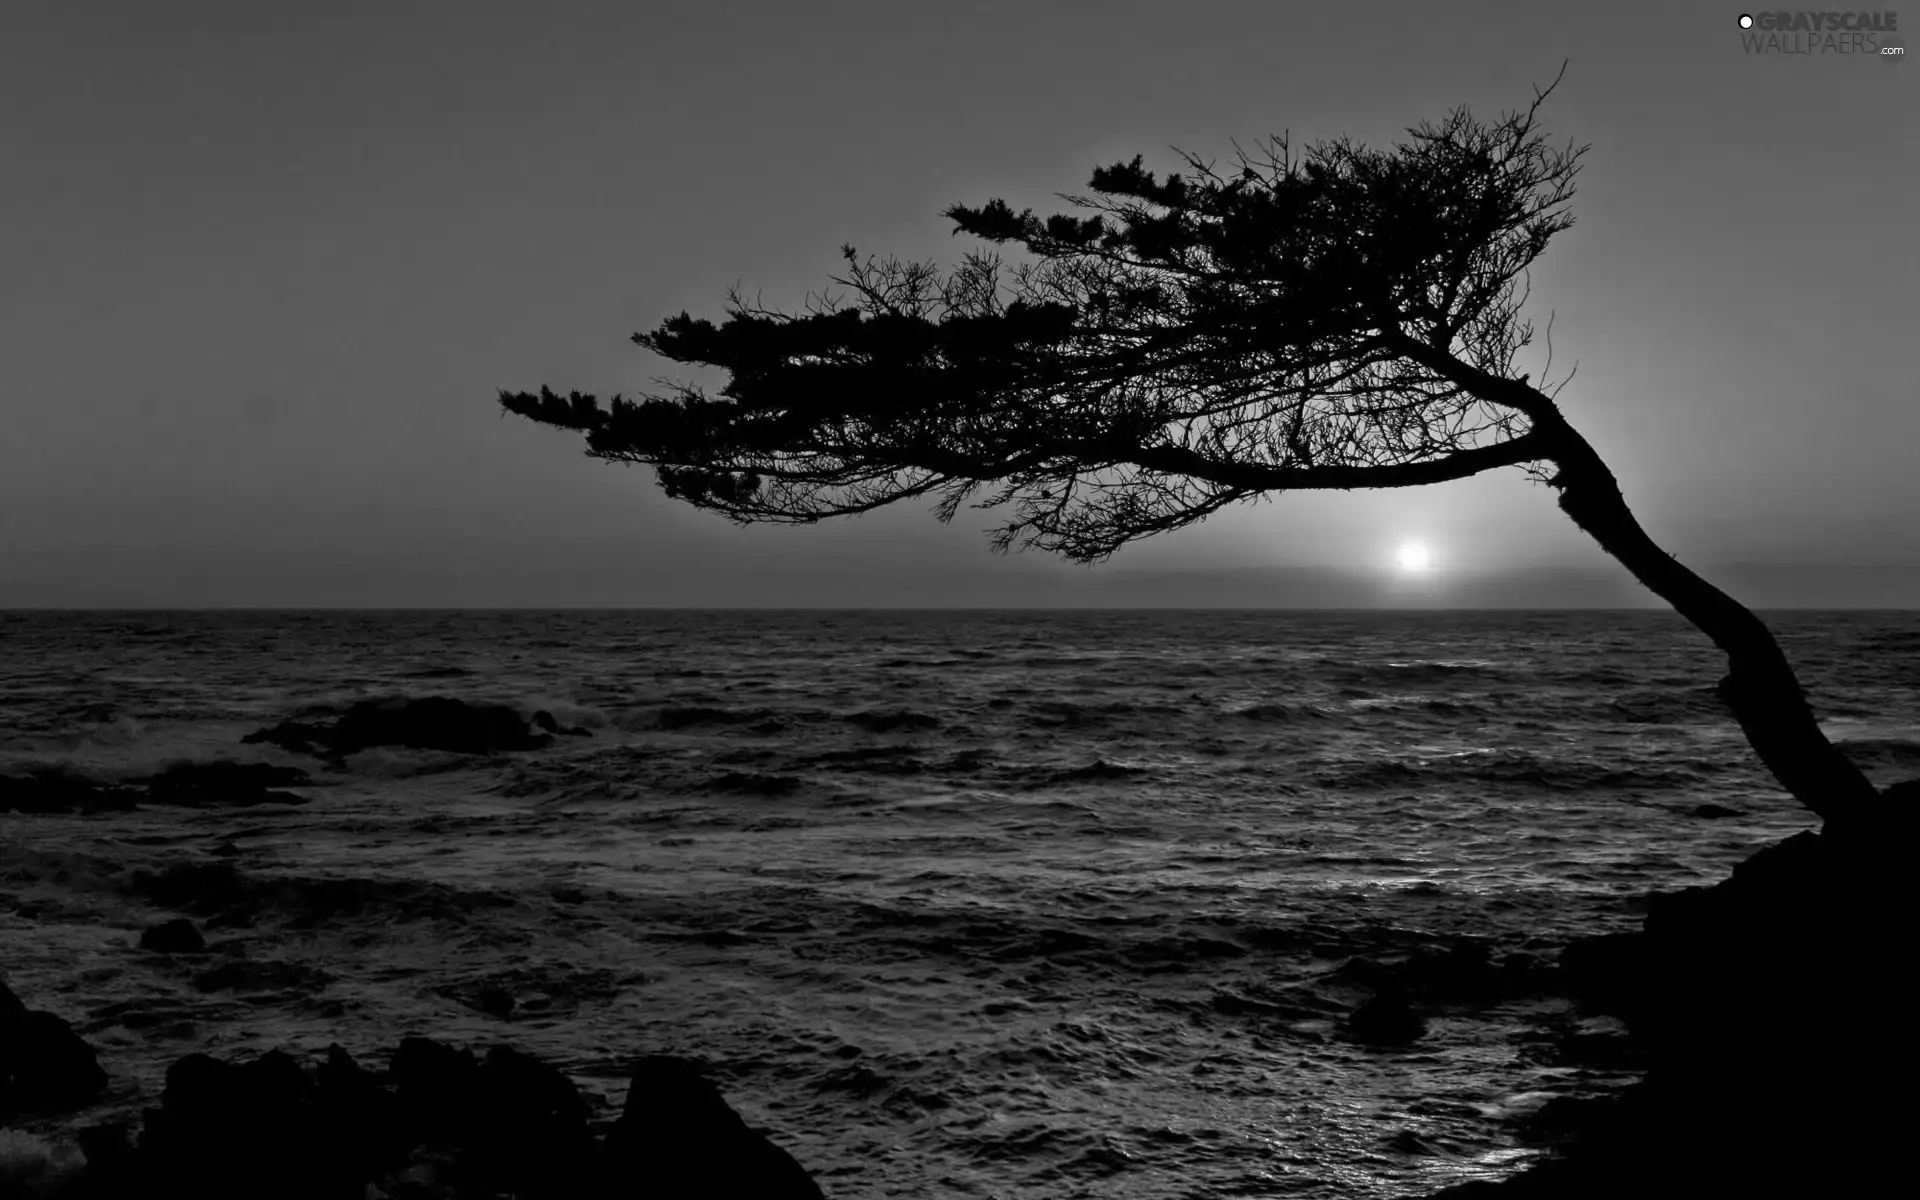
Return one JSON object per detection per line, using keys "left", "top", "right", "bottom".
{"left": 3, "top": 608, "right": 1918, "bottom": 1199}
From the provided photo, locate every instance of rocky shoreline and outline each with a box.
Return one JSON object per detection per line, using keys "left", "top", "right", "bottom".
{"left": 1417, "top": 787, "right": 1917, "bottom": 1197}
{"left": 12, "top": 812, "right": 1906, "bottom": 1197}
{"left": 0, "top": 992, "right": 825, "bottom": 1199}
{"left": 13, "top": 694, "right": 1906, "bottom": 1194}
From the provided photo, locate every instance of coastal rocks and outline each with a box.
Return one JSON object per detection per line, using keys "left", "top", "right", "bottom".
{"left": 606, "top": 1055, "right": 826, "bottom": 1199}
{"left": 463, "top": 1045, "right": 596, "bottom": 1194}
{"left": 0, "top": 767, "right": 140, "bottom": 815}
{"left": 1421, "top": 815, "right": 1919, "bottom": 1197}
{"left": 0, "top": 761, "right": 308, "bottom": 815}
{"left": 1344, "top": 986, "right": 1428, "bottom": 1046}
{"left": 135, "top": 1048, "right": 402, "bottom": 1200}
{"left": 242, "top": 695, "right": 559, "bottom": 759}
{"left": 50, "top": 1040, "right": 825, "bottom": 1200}
{"left": 137, "top": 918, "right": 207, "bottom": 954}
{"left": 137, "top": 760, "right": 311, "bottom": 807}
{"left": 532, "top": 710, "right": 592, "bottom": 737}
{"left": 0, "top": 984, "right": 109, "bottom": 1125}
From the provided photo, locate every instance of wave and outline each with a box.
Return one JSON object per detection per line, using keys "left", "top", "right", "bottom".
{"left": 1234, "top": 702, "right": 1335, "bottom": 723}
{"left": 1314, "top": 749, "right": 1726, "bottom": 793}
{"left": 843, "top": 709, "right": 941, "bottom": 733}
{"left": 653, "top": 705, "right": 782, "bottom": 731}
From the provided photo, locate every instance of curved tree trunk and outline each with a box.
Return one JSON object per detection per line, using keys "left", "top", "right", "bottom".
{"left": 1529, "top": 406, "right": 1887, "bottom": 830}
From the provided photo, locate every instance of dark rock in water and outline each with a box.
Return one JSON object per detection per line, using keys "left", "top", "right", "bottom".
{"left": 1344, "top": 987, "right": 1427, "bottom": 1046}
{"left": 243, "top": 695, "right": 553, "bottom": 758}
{"left": 1685, "top": 802, "right": 1744, "bottom": 819}
{"left": 139, "top": 918, "right": 208, "bottom": 954}
{"left": 475, "top": 985, "right": 516, "bottom": 1019}
{"left": 532, "top": 709, "right": 592, "bottom": 737}
{"left": 1387, "top": 1128, "right": 1444, "bottom": 1155}
{"left": 605, "top": 1055, "right": 825, "bottom": 1199}
{"left": 0, "top": 766, "right": 141, "bottom": 815}
{"left": 209, "top": 840, "right": 243, "bottom": 858}
{"left": 0, "top": 999, "right": 109, "bottom": 1122}
{"left": 1, "top": 761, "right": 309, "bottom": 815}
{"left": 1401, "top": 939, "right": 1501, "bottom": 1002}
{"left": 139, "top": 760, "right": 310, "bottom": 808}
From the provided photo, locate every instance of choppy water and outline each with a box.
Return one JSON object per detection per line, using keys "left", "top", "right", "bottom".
{"left": 3, "top": 609, "right": 1917, "bottom": 1198}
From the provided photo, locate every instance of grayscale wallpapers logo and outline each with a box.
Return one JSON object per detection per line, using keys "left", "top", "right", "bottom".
{"left": 1737, "top": 11, "right": 1905, "bottom": 55}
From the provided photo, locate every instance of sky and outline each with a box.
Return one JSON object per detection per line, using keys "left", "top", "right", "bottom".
{"left": 2, "top": 0, "right": 1914, "bottom": 607}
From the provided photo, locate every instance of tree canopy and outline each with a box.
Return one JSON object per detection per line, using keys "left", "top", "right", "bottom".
{"left": 499, "top": 71, "right": 1901, "bottom": 832}
{"left": 501, "top": 82, "right": 1579, "bottom": 561}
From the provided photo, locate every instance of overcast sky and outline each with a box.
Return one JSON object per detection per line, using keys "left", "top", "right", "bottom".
{"left": 2, "top": 1, "right": 1913, "bottom": 607}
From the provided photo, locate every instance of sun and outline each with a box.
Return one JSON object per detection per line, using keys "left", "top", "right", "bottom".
{"left": 1395, "top": 542, "right": 1432, "bottom": 571}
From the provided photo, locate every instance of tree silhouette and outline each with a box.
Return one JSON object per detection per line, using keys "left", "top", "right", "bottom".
{"left": 499, "top": 74, "right": 1895, "bottom": 832}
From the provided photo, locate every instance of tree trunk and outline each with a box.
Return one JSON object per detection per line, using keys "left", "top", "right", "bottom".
{"left": 1530, "top": 407, "right": 1887, "bottom": 830}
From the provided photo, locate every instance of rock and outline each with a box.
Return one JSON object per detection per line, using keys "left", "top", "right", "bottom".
{"left": 604, "top": 1055, "right": 825, "bottom": 1199}
{"left": 0, "top": 1001, "right": 109, "bottom": 1122}
{"left": 390, "top": 1036, "right": 481, "bottom": 1143}
{"left": 1499, "top": 950, "right": 1556, "bottom": 995}
{"left": 76, "top": 1119, "right": 136, "bottom": 1172}
{"left": 1344, "top": 987, "right": 1427, "bottom": 1046}
{"left": 313, "top": 1045, "right": 411, "bottom": 1178}
{"left": 1558, "top": 931, "right": 1646, "bottom": 1014}
{"left": 0, "top": 761, "right": 310, "bottom": 815}
{"left": 464, "top": 1045, "right": 594, "bottom": 1194}
{"left": 0, "top": 767, "right": 141, "bottom": 814}
{"left": 243, "top": 696, "right": 554, "bottom": 758}
{"left": 475, "top": 986, "right": 516, "bottom": 1019}
{"left": 139, "top": 918, "right": 208, "bottom": 954}
{"left": 1435, "top": 821, "right": 1920, "bottom": 1196}
{"left": 532, "top": 710, "right": 592, "bottom": 737}
{"left": 138, "top": 1049, "right": 373, "bottom": 1200}
{"left": 139, "top": 761, "right": 311, "bottom": 808}
{"left": 1402, "top": 939, "right": 1500, "bottom": 1001}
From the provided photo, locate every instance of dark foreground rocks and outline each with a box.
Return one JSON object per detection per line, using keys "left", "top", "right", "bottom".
{"left": 24, "top": 1035, "right": 822, "bottom": 1200}
{"left": 1420, "top": 802, "right": 1918, "bottom": 1198}
{"left": 243, "top": 695, "right": 570, "bottom": 759}
{"left": 0, "top": 982, "right": 109, "bottom": 1126}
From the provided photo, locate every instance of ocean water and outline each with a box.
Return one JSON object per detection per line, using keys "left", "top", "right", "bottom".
{"left": 3, "top": 608, "right": 1917, "bottom": 1198}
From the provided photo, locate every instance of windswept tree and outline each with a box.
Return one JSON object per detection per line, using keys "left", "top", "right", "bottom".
{"left": 500, "top": 76, "right": 1897, "bottom": 833}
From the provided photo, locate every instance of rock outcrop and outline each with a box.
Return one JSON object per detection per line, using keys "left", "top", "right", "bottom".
{"left": 29, "top": 1037, "right": 824, "bottom": 1200}
{"left": 1420, "top": 799, "right": 1918, "bottom": 1198}
{"left": 0, "top": 981, "right": 109, "bottom": 1125}
{"left": 243, "top": 696, "right": 560, "bottom": 758}
{"left": 0, "top": 761, "right": 310, "bottom": 815}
